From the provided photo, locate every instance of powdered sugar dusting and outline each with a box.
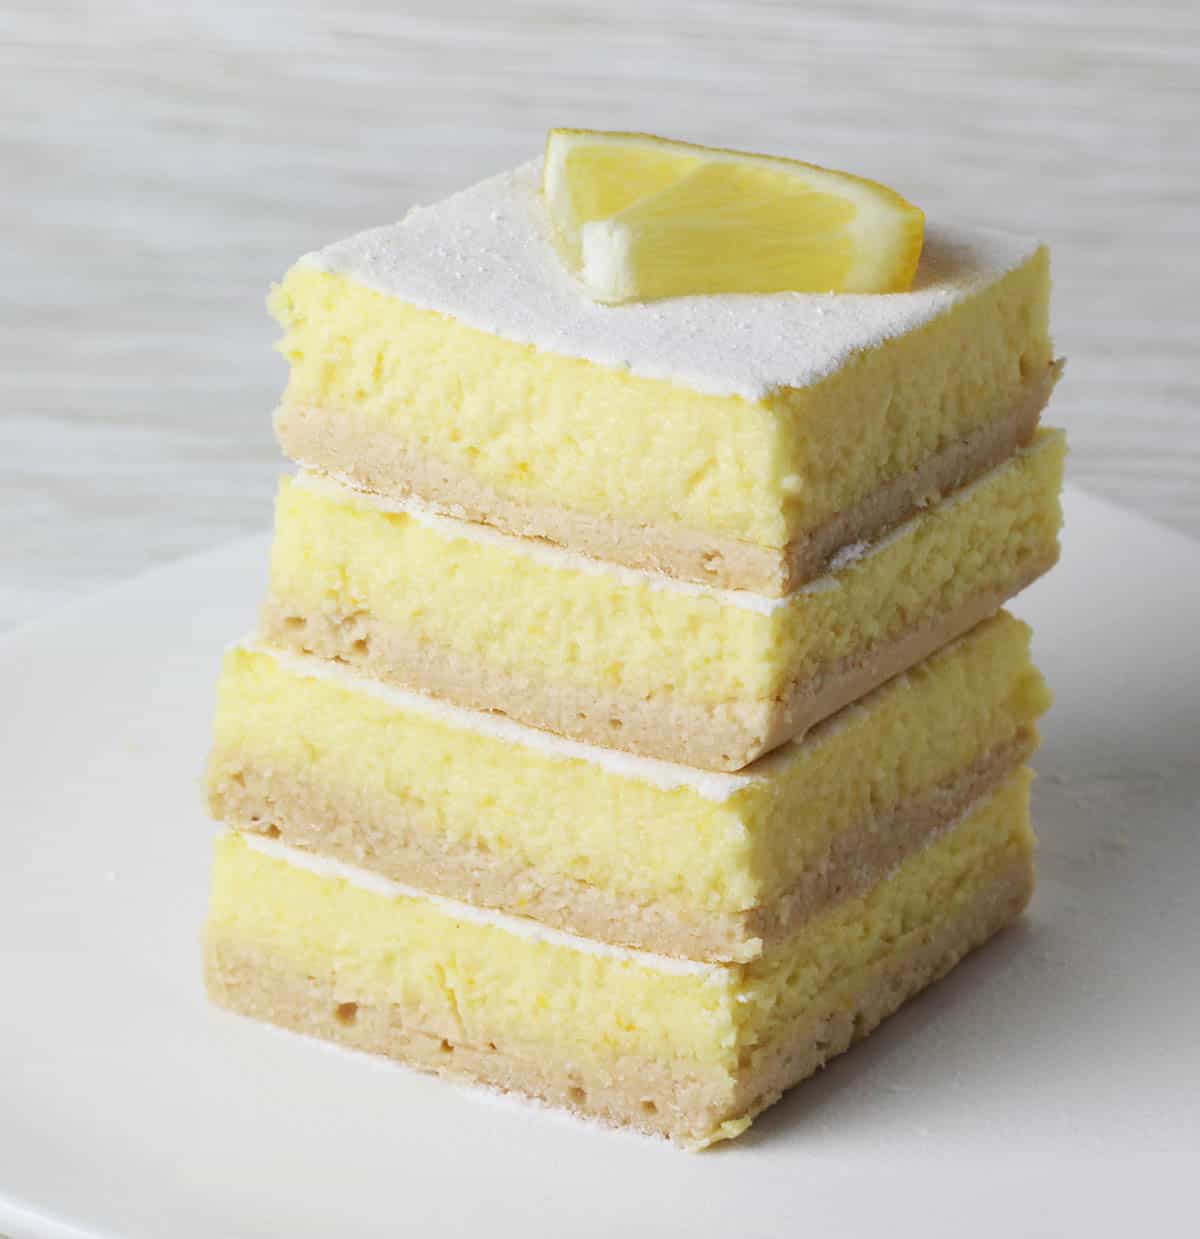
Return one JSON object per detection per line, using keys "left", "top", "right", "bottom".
{"left": 300, "top": 160, "right": 1040, "bottom": 401}
{"left": 826, "top": 539, "right": 871, "bottom": 572}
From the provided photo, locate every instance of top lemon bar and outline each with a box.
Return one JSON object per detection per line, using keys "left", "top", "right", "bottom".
{"left": 271, "top": 161, "right": 1057, "bottom": 595}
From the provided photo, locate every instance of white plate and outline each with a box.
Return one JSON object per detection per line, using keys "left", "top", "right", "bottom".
{"left": 2, "top": 486, "right": 1198, "bottom": 1239}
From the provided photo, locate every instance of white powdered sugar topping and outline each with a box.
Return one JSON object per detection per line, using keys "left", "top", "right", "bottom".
{"left": 299, "top": 159, "right": 1040, "bottom": 401}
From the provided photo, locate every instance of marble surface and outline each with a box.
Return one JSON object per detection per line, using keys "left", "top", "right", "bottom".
{"left": 3, "top": 0, "right": 1198, "bottom": 629}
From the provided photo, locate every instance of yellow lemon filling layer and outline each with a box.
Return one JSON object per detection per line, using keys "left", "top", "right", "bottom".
{"left": 206, "top": 767, "right": 1033, "bottom": 1081}
{"left": 270, "top": 246, "right": 1050, "bottom": 551}
{"left": 209, "top": 612, "right": 1046, "bottom": 929}
{"left": 264, "top": 431, "right": 1063, "bottom": 710}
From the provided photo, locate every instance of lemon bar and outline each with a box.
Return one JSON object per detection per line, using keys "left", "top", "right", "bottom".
{"left": 271, "top": 161, "right": 1058, "bottom": 594}
{"left": 208, "top": 612, "right": 1047, "bottom": 962}
{"left": 205, "top": 765, "right": 1034, "bottom": 1148}
{"left": 259, "top": 430, "right": 1062, "bottom": 771}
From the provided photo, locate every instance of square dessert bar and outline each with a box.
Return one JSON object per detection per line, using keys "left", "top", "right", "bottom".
{"left": 270, "top": 162, "right": 1059, "bottom": 596}
{"left": 208, "top": 612, "right": 1047, "bottom": 964}
{"left": 259, "top": 431, "right": 1062, "bottom": 770}
{"left": 207, "top": 765, "right": 1034, "bottom": 1148}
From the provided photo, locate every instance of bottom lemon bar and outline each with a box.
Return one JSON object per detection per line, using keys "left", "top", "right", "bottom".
{"left": 205, "top": 767, "right": 1034, "bottom": 1148}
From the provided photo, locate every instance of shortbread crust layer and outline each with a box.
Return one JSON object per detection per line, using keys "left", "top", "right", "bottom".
{"left": 277, "top": 365, "right": 1054, "bottom": 594}
{"left": 208, "top": 612, "right": 1047, "bottom": 960}
{"left": 205, "top": 769, "right": 1035, "bottom": 1148}
{"left": 261, "top": 431, "right": 1063, "bottom": 770}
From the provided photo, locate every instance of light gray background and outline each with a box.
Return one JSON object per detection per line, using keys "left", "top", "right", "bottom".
{"left": 4, "top": 0, "right": 1198, "bottom": 629}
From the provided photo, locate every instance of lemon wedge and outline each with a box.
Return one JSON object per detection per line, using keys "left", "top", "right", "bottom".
{"left": 543, "top": 129, "right": 925, "bottom": 303}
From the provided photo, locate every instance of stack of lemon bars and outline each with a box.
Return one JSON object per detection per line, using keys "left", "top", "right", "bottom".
{"left": 203, "top": 135, "right": 1064, "bottom": 1148}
